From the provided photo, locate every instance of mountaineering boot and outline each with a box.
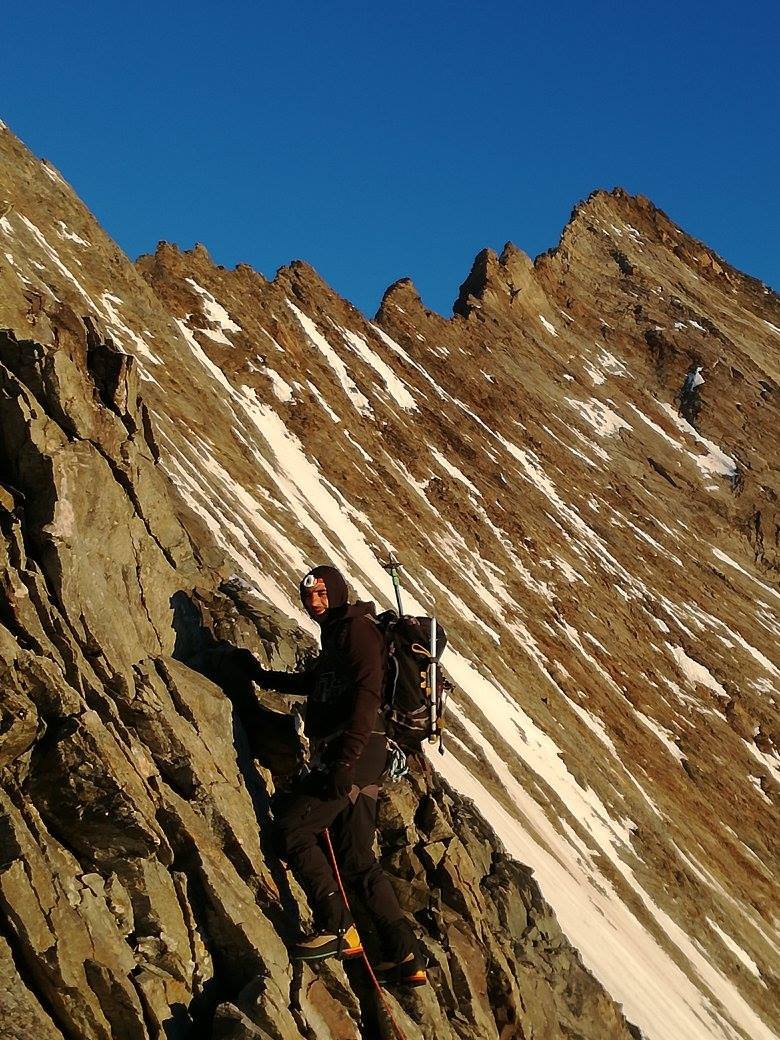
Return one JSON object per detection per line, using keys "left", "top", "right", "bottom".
{"left": 290, "top": 922, "right": 363, "bottom": 962}
{"left": 290, "top": 888, "right": 362, "bottom": 962}
{"left": 375, "top": 917, "right": 427, "bottom": 986}
{"left": 376, "top": 950, "right": 428, "bottom": 988}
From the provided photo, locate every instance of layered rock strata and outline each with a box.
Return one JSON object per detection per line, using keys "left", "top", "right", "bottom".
{"left": 1, "top": 120, "right": 778, "bottom": 1040}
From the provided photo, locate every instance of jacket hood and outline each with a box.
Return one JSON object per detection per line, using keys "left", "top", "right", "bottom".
{"left": 300, "top": 564, "right": 348, "bottom": 609}
{"left": 301, "top": 564, "right": 350, "bottom": 625}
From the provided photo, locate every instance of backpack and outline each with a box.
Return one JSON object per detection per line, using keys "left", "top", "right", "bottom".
{"left": 374, "top": 610, "right": 453, "bottom": 753}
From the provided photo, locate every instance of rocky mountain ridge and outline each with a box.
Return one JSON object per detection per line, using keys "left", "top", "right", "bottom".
{"left": 0, "top": 119, "right": 778, "bottom": 1040}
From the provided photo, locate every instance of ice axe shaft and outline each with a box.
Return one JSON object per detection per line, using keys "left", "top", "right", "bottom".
{"left": 383, "top": 552, "right": 405, "bottom": 615}
{"left": 428, "top": 618, "right": 438, "bottom": 744}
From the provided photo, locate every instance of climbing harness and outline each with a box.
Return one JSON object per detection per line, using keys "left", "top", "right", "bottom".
{"left": 428, "top": 617, "right": 439, "bottom": 749}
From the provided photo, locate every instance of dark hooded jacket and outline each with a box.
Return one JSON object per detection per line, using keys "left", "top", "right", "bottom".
{"left": 258, "top": 600, "right": 386, "bottom": 769}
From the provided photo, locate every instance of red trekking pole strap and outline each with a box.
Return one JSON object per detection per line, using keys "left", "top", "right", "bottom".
{"left": 321, "top": 827, "right": 408, "bottom": 1040}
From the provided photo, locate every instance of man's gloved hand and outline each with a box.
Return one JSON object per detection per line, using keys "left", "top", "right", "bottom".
{"left": 233, "top": 648, "right": 270, "bottom": 686}
{"left": 324, "top": 760, "right": 356, "bottom": 799}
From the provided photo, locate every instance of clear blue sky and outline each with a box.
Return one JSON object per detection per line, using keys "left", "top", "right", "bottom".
{"left": 4, "top": 1, "right": 778, "bottom": 315}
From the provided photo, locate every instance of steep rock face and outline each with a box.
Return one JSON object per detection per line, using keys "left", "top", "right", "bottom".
{"left": 1, "top": 120, "right": 778, "bottom": 1040}
{"left": 0, "top": 310, "right": 631, "bottom": 1039}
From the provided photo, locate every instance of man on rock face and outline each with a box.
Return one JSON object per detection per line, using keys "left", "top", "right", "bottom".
{"left": 243, "top": 564, "right": 425, "bottom": 985}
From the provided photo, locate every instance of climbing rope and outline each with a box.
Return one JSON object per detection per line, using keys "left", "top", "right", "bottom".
{"left": 322, "top": 827, "right": 409, "bottom": 1040}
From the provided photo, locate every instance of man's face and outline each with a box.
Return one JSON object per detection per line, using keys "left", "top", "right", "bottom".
{"left": 302, "top": 578, "right": 329, "bottom": 618}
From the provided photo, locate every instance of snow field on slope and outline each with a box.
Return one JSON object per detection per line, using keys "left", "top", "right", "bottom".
{"left": 316, "top": 321, "right": 777, "bottom": 725}
{"left": 306, "top": 380, "right": 341, "bottom": 422}
{"left": 437, "top": 714, "right": 775, "bottom": 1040}
{"left": 157, "top": 426, "right": 311, "bottom": 625}
{"left": 102, "top": 292, "right": 162, "bottom": 367}
{"left": 430, "top": 446, "right": 481, "bottom": 496}
{"left": 712, "top": 548, "right": 780, "bottom": 604}
{"left": 167, "top": 308, "right": 776, "bottom": 1040}
{"left": 242, "top": 416, "right": 772, "bottom": 1040}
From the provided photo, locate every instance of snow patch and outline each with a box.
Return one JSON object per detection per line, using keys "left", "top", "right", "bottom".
{"left": 597, "top": 348, "right": 628, "bottom": 376}
{"left": 568, "top": 700, "right": 619, "bottom": 756}
{"left": 101, "top": 293, "right": 163, "bottom": 367}
{"left": 159, "top": 431, "right": 309, "bottom": 625}
{"left": 55, "top": 220, "right": 88, "bottom": 247}
{"left": 17, "top": 215, "right": 95, "bottom": 306}
{"left": 743, "top": 740, "right": 780, "bottom": 785}
{"left": 185, "top": 277, "right": 241, "bottom": 345}
{"left": 174, "top": 318, "right": 235, "bottom": 390}
{"left": 436, "top": 718, "right": 771, "bottom": 1040}
{"left": 40, "top": 161, "right": 66, "bottom": 186}
{"left": 566, "top": 397, "right": 631, "bottom": 438}
{"left": 667, "top": 645, "right": 727, "bottom": 699}
{"left": 584, "top": 360, "right": 606, "bottom": 385}
{"left": 262, "top": 367, "right": 294, "bottom": 402}
{"left": 659, "top": 403, "right": 737, "bottom": 479}
{"left": 288, "top": 301, "right": 372, "bottom": 417}
{"left": 234, "top": 388, "right": 391, "bottom": 606}
{"left": 711, "top": 547, "right": 780, "bottom": 603}
{"left": 430, "top": 447, "right": 481, "bottom": 496}
{"left": 748, "top": 775, "right": 773, "bottom": 805}
{"left": 552, "top": 557, "right": 585, "bottom": 583}
{"left": 306, "top": 381, "right": 341, "bottom": 423}
{"left": 340, "top": 328, "right": 417, "bottom": 410}
{"left": 706, "top": 919, "right": 764, "bottom": 980}
{"left": 343, "top": 429, "right": 373, "bottom": 462}
{"left": 634, "top": 710, "right": 685, "bottom": 763}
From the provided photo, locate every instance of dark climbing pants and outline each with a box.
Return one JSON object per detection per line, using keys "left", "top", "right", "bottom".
{"left": 274, "top": 737, "right": 414, "bottom": 960}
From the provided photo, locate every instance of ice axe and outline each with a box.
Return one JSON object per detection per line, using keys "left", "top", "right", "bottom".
{"left": 382, "top": 552, "right": 405, "bottom": 616}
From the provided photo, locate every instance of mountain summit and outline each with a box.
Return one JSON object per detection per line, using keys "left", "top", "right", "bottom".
{"left": 0, "top": 121, "right": 778, "bottom": 1040}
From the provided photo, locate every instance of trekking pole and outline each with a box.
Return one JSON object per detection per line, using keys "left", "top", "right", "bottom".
{"left": 322, "top": 828, "right": 408, "bottom": 1040}
{"left": 437, "top": 676, "right": 450, "bottom": 756}
{"left": 382, "top": 553, "right": 405, "bottom": 615}
{"left": 428, "top": 618, "right": 438, "bottom": 746}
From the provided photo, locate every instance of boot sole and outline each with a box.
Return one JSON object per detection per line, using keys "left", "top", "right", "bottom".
{"left": 292, "top": 945, "right": 364, "bottom": 962}
{"left": 404, "top": 970, "right": 428, "bottom": 987}
{"left": 378, "top": 969, "right": 428, "bottom": 988}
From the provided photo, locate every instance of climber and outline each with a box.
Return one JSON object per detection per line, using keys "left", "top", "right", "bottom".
{"left": 678, "top": 363, "right": 705, "bottom": 427}
{"left": 235, "top": 564, "right": 426, "bottom": 987}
